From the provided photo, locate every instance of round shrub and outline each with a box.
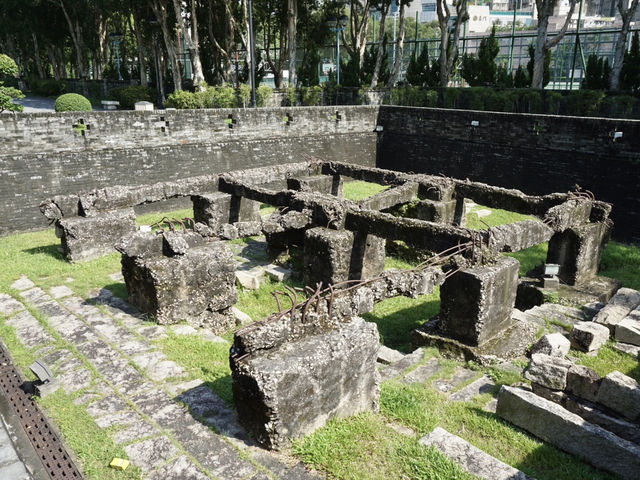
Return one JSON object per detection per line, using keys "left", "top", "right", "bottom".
{"left": 55, "top": 93, "right": 92, "bottom": 112}
{"left": 165, "top": 89, "right": 200, "bottom": 109}
{"left": 108, "top": 85, "right": 153, "bottom": 110}
{"left": 0, "top": 54, "right": 18, "bottom": 78}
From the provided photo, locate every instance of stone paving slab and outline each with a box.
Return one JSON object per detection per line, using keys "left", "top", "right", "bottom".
{"left": 58, "top": 367, "right": 93, "bottom": 394}
{"left": 4, "top": 311, "right": 54, "bottom": 349}
{"left": 124, "top": 435, "right": 179, "bottom": 472}
{"left": 0, "top": 294, "right": 26, "bottom": 316}
{"left": 114, "top": 420, "right": 160, "bottom": 445}
{"left": 380, "top": 349, "right": 425, "bottom": 381}
{"left": 19, "top": 288, "right": 50, "bottom": 307}
{"left": 450, "top": 375, "right": 496, "bottom": 402}
{"left": 402, "top": 359, "right": 441, "bottom": 384}
{"left": 433, "top": 368, "right": 479, "bottom": 394}
{"left": 10, "top": 276, "right": 35, "bottom": 291}
{"left": 145, "top": 455, "right": 208, "bottom": 480}
{"left": 49, "top": 286, "right": 73, "bottom": 299}
{"left": 86, "top": 394, "right": 129, "bottom": 418}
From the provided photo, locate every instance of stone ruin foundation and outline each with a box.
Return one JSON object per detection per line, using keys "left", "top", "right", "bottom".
{"left": 39, "top": 160, "right": 623, "bottom": 450}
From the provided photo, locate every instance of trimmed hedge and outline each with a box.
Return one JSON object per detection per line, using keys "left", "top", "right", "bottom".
{"left": 108, "top": 85, "right": 154, "bottom": 109}
{"left": 54, "top": 93, "right": 92, "bottom": 112}
{"left": 31, "top": 78, "right": 66, "bottom": 97}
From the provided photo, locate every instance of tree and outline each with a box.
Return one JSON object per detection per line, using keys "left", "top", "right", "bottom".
{"left": 0, "top": 54, "right": 24, "bottom": 112}
{"left": 513, "top": 64, "right": 529, "bottom": 87}
{"left": 583, "top": 54, "right": 610, "bottom": 90}
{"left": 531, "top": 0, "right": 577, "bottom": 89}
{"left": 610, "top": 0, "right": 640, "bottom": 90}
{"left": 287, "top": 0, "right": 298, "bottom": 86}
{"left": 527, "top": 44, "right": 550, "bottom": 88}
{"left": 370, "top": 0, "right": 392, "bottom": 88}
{"left": 148, "top": 0, "right": 183, "bottom": 91}
{"left": 436, "top": 0, "right": 469, "bottom": 87}
{"left": 406, "top": 43, "right": 437, "bottom": 87}
{"left": 344, "top": 0, "right": 373, "bottom": 69}
{"left": 172, "top": 0, "right": 205, "bottom": 89}
{"left": 388, "top": 0, "right": 413, "bottom": 87}
{"left": 461, "top": 25, "right": 499, "bottom": 86}
{"left": 621, "top": 32, "right": 640, "bottom": 91}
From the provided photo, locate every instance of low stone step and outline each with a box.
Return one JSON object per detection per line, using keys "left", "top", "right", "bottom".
{"left": 402, "top": 359, "right": 441, "bottom": 384}
{"left": 380, "top": 348, "right": 425, "bottom": 381}
{"left": 497, "top": 386, "right": 640, "bottom": 480}
{"left": 377, "top": 345, "right": 405, "bottom": 365}
{"left": 523, "top": 303, "right": 588, "bottom": 333}
{"left": 450, "top": 375, "right": 496, "bottom": 402}
{"left": 419, "top": 427, "right": 534, "bottom": 480}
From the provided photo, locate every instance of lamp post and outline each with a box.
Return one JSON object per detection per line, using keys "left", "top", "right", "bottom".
{"left": 109, "top": 32, "right": 123, "bottom": 81}
{"left": 149, "top": 20, "right": 164, "bottom": 109}
{"left": 327, "top": 15, "right": 348, "bottom": 85}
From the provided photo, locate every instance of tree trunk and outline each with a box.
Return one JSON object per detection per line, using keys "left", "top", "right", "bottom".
{"left": 610, "top": 0, "right": 640, "bottom": 90}
{"left": 149, "top": 0, "right": 182, "bottom": 91}
{"left": 287, "top": 0, "right": 297, "bottom": 86}
{"left": 370, "top": 6, "right": 389, "bottom": 88}
{"left": 172, "top": 0, "right": 205, "bottom": 89}
{"left": 31, "top": 32, "right": 45, "bottom": 79}
{"left": 131, "top": 9, "right": 148, "bottom": 86}
{"left": 388, "top": 4, "right": 407, "bottom": 86}
{"left": 437, "top": 0, "right": 467, "bottom": 87}
{"left": 345, "top": 0, "right": 372, "bottom": 68}
{"left": 54, "top": 0, "right": 85, "bottom": 78}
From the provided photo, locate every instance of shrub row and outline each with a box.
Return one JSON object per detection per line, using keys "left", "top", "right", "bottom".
{"left": 165, "top": 84, "right": 276, "bottom": 109}
{"left": 30, "top": 78, "right": 67, "bottom": 97}
{"left": 387, "top": 86, "right": 640, "bottom": 118}
{"left": 108, "top": 85, "right": 155, "bottom": 110}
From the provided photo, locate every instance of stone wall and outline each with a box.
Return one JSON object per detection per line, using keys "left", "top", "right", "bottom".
{"left": 377, "top": 106, "right": 640, "bottom": 242}
{"left": 0, "top": 106, "right": 378, "bottom": 235}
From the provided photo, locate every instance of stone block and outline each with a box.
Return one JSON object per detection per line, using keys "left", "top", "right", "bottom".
{"left": 439, "top": 256, "right": 519, "bottom": 346}
{"left": 377, "top": 345, "right": 404, "bottom": 365}
{"left": 59, "top": 209, "right": 136, "bottom": 262}
{"left": 530, "top": 333, "right": 570, "bottom": 357}
{"left": 349, "top": 232, "right": 385, "bottom": 281}
{"left": 594, "top": 288, "right": 640, "bottom": 333}
{"left": 304, "top": 228, "right": 354, "bottom": 287}
{"left": 399, "top": 199, "right": 457, "bottom": 224}
{"left": 287, "top": 175, "right": 336, "bottom": 195}
{"left": 570, "top": 321, "right": 609, "bottom": 352}
{"left": 615, "top": 315, "right": 640, "bottom": 346}
{"left": 546, "top": 222, "right": 610, "bottom": 286}
{"left": 192, "top": 192, "right": 260, "bottom": 230}
{"left": 566, "top": 365, "right": 602, "bottom": 402}
{"left": 596, "top": 371, "right": 640, "bottom": 422}
{"left": 524, "top": 353, "right": 573, "bottom": 390}
{"left": 263, "top": 264, "right": 291, "bottom": 282}
{"left": 121, "top": 239, "right": 237, "bottom": 332}
{"left": 496, "top": 385, "right": 640, "bottom": 480}
{"left": 419, "top": 427, "right": 533, "bottom": 480}
{"left": 235, "top": 269, "right": 264, "bottom": 290}
{"left": 231, "top": 316, "right": 380, "bottom": 449}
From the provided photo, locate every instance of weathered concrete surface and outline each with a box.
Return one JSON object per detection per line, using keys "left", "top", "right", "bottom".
{"left": 119, "top": 233, "right": 237, "bottom": 331}
{"left": 594, "top": 288, "right": 640, "bottom": 333}
{"left": 488, "top": 221, "right": 554, "bottom": 253}
{"left": 192, "top": 192, "right": 260, "bottom": 230}
{"left": 566, "top": 365, "right": 602, "bottom": 403}
{"left": 546, "top": 222, "right": 611, "bottom": 286}
{"left": 524, "top": 353, "right": 573, "bottom": 390}
{"left": 400, "top": 198, "right": 457, "bottom": 224}
{"left": 569, "top": 321, "right": 610, "bottom": 352}
{"left": 496, "top": 386, "right": 640, "bottom": 480}
{"left": 596, "top": 371, "right": 640, "bottom": 422}
{"left": 530, "top": 333, "right": 570, "bottom": 357}
{"left": 616, "top": 312, "right": 640, "bottom": 346}
{"left": 419, "top": 427, "right": 534, "bottom": 480}
{"left": 440, "top": 256, "right": 520, "bottom": 346}
{"left": 359, "top": 182, "right": 418, "bottom": 211}
{"left": 231, "top": 316, "right": 380, "bottom": 449}
{"left": 59, "top": 208, "right": 136, "bottom": 262}
{"left": 543, "top": 198, "right": 592, "bottom": 232}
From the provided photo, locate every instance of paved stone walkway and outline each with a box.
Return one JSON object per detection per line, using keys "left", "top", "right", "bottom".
{"left": 2, "top": 276, "right": 320, "bottom": 480}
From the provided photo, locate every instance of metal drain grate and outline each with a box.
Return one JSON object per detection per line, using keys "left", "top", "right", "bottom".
{"left": 0, "top": 344, "right": 83, "bottom": 479}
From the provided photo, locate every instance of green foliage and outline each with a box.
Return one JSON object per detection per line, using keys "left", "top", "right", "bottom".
{"left": 513, "top": 65, "right": 529, "bottom": 88}
{"left": 0, "top": 53, "right": 18, "bottom": 77}
{"left": 600, "top": 94, "right": 638, "bottom": 118}
{"left": 30, "top": 78, "right": 66, "bottom": 97}
{"left": 287, "top": 86, "right": 298, "bottom": 106}
{"left": 366, "top": 41, "right": 390, "bottom": 86}
{"left": 561, "top": 89, "right": 605, "bottom": 116}
{"left": 461, "top": 26, "right": 500, "bottom": 86}
{"left": 54, "top": 93, "right": 92, "bottom": 112}
{"left": 600, "top": 241, "right": 640, "bottom": 290}
{"left": 527, "top": 45, "right": 551, "bottom": 88}
{"left": 544, "top": 90, "right": 562, "bottom": 114}
{"left": 165, "top": 89, "right": 200, "bottom": 109}
{"left": 496, "top": 63, "right": 514, "bottom": 88}
{"left": 583, "top": 54, "right": 611, "bottom": 90}
{"left": 207, "top": 85, "right": 237, "bottom": 108}
{"left": 301, "top": 85, "right": 323, "bottom": 106}
{"left": 298, "top": 48, "right": 321, "bottom": 86}
{"left": 390, "top": 86, "right": 438, "bottom": 107}
{"left": 621, "top": 31, "right": 640, "bottom": 91}
{"left": 0, "top": 85, "right": 24, "bottom": 112}
{"left": 256, "top": 85, "right": 273, "bottom": 107}
{"left": 406, "top": 45, "right": 438, "bottom": 87}
{"left": 238, "top": 84, "right": 252, "bottom": 107}
{"left": 108, "top": 85, "right": 153, "bottom": 109}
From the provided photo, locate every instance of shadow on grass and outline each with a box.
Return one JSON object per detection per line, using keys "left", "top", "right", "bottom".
{"left": 23, "top": 243, "right": 64, "bottom": 260}
{"left": 364, "top": 296, "right": 440, "bottom": 353}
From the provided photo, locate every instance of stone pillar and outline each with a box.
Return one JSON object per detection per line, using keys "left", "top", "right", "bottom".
{"left": 452, "top": 196, "right": 467, "bottom": 227}
{"left": 440, "top": 256, "right": 520, "bottom": 346}
{"left": 287, "top": 175, "right": 343, "bottom": 197}
{"left": 192, "top": 192, "right": 260, "bottom": 230}
{"left": 303, "top": 227, "right": 385, "bottom": 288}
{"left": 59, "top": 208, "right": 137, "bottom": 262}
{"left": 546, "top": 222, "right": 610, "bottom": 286}
{"left": 409, "top": 199, "right": 457, "bottom": 224}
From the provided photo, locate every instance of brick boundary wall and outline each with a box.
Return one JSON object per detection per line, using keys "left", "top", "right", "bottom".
{"left": 376, "top": 106, "right": 640, "bottom": 243}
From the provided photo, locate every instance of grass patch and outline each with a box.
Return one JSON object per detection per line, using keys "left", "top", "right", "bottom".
{"left": 292, "top": 412, "right": 475, "bottom": 480}
{"left": 343, "top": 181, "right": 389, "bottom": 202}
{"left": 136, "top": 208, "right": 193, "bottom": 227}
{"left": 39, "top": 390, "right": 142, "bottom": 480}
{"left": 573, "top": 342, "right": 640, "bottom": 382}
{"left": 600, "top": 241, "right": 640, "bottom": 290}
{"left": 507, "top": 243, "right": 548, "bottom": 276}
{"left": 466, "top": 204, "right": 535, "bottom": 230}
{"left": 155, "top": 331, "right": 234, "bottom": 404}
{"left": 235, "top": 277, "right": 304, "bottom": 322}
{"left": 363, "top": 289, "right": 440, "bottom": 353}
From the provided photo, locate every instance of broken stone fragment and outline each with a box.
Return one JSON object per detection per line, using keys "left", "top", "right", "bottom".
{"left": 218, "top": 224, "right": 239, "bottom": 240}
{"left": 595, "top": 371, "right": 640, "bottom": 422}
{"left": 530, "top": 333, "right": 570, "bottom": 357}
{"left": 570, "top": 321, "right": 610, "bottom": 352}
{"left": 565, "top": 364, "right": 602, "bottom": 403}
{"left": 162, "top": 231, "right": 189, "bottom": 256}
{"left": 524, "top": 353, "right": 573, "bottom": 390}
{"left": 615, "top": 309, "right": 640, "bottom": 346}
{"left": 594, "top": 288, "right": 640, "bottom": 334}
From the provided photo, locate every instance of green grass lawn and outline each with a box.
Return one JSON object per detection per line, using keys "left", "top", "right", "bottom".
{"left": 343, "top": 180, "right": 389, "bottom": 202}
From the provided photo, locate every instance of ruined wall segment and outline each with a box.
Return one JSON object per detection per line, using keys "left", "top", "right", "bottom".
{"left": 0, "top": 106, "right": 378, "bottom": 235}
{"left": 377, "top": 106, "right": 640, "bottom": 242}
